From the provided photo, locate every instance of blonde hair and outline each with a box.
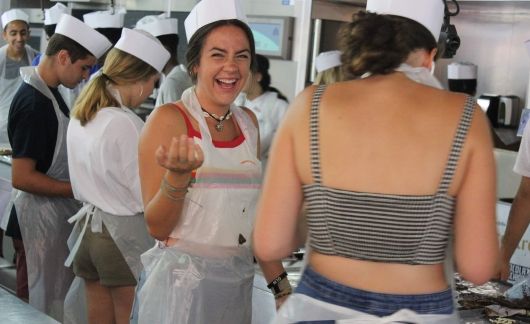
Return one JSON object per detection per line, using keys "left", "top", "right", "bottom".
{"left": 71, "top": 48, "right": 158, "bottom": 126}
{"left": 313, "top": 66, "right": 344, "bottom": 86}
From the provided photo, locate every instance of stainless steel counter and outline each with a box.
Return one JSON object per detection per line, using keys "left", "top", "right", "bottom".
{"left": 0, "top": 287, "right": 59, "bottom": 324}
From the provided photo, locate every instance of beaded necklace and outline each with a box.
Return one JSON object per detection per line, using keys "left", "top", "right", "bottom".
{"left": 201, "top": 107, "right": 233, "bottom": 132}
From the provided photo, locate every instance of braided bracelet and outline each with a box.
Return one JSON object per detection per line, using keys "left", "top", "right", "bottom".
{"left": 161, "top": 176, "right": 189, "bottom": 193}
{"left": 160, "top": 188, "right": 186, "bottom": 202}
{"left": 160, "top": 177, "right": 188, "bottom": 202}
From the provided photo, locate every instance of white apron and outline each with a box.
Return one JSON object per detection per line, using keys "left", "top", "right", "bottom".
{"left": 9, "top": 66, "right": 81, "bottom": 321}
{"left": 274, "top": 293, "right": 459, "bottom": 323}
{"left": 0, "top": 44, "right": 37, "bottom": 145}
{"left": 63, "top": 204, "right": 155, "bottom": 324}
{"left": 137, "top": 88, "right": 262, "bottom": 324}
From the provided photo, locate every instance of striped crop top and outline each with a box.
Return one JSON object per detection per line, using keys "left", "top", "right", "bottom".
{"left": 303, "top": 86, "right": 475, "bottom": 265}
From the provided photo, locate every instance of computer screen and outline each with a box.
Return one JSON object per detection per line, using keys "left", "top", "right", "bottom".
{"left": 247, "top": 16, "right": 293, "bottom": 60}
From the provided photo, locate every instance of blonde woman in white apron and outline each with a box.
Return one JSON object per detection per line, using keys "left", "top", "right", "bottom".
{"left": 253, "top": 0, "right": 499, "bottom": 323}
{"left": 65, "top": 29, "right": 169, "bottom": 324}
{"left": 6, "top": 15, "right": 111, "bottom": 321}
{"left": 136, "top": 0, "right": 288, "bottom": 323}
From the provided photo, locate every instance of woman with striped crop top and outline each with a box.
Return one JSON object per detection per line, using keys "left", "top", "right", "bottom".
{"left": 253, "top": 1, "right": 499, "bottom": 322}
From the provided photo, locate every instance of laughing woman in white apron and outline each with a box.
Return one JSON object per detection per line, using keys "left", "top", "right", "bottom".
{"left": 136, "top": 0, "right": 287, "bottom": 323}
{"left": 65, "top": 29, "right": 169, "bottom": 324}
{"left": 6, "top": 15, "right": 111, "bottom": 321}
{"left": 253, "top": 0, "right": 499, "bottom": 323}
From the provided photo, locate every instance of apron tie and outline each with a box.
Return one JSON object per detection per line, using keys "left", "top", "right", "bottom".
{"left": 64, "top": 203, "right": 101, "bottom": 267}
{"left": 338, "top": 309, "right": 424, "bottom": 323}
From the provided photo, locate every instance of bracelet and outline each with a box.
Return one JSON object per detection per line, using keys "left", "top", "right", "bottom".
{"left": 161, "top": 176, "right": 190, "bottom": 193}
{"left": 274, "top": 288, "right": 292, "bottom": 300}
{"left": 160, "top": 189, "right": 186, "bottom": 202}
{"left": 267, "top": 271, "right": 290, "bottom": 295}
{"left": 160, "top": 177, "right": 188, "bottom": 202}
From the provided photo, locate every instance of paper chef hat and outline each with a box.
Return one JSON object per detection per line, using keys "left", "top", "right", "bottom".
{"left": 83, "top": 10, "right": 125, "bottom": 29}
{"left": 44, "top": 3, "right": 71, "bottom": 26}
{"left": 115, "top": 28, "right": 170, "bottom": 73}
{"left": 315, "top": 50, "right": 342, "bottom": 73}
{"left": 1, "top": 9, "right": 29, "bottom": 30}
{"left": 447, "top": 62, "right": 477, "bottom": 80}
{"left": 55, "top": 14, "right": 112, "bottom": 59}
{"left": 366, "top": 0, "right": 444, "bottom": 41}
{"left": 136, "top": 14, "right": 178, "bottom": 37}
{"left": 184, "top": 0, "right": 247, "bottom": 41}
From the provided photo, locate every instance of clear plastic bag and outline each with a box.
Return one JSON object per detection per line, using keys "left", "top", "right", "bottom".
{"left": 504, "top": 275, "right": 530, "bottom": 300}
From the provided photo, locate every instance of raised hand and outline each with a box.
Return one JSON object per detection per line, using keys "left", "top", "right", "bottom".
{"left": 155, "top": 134, "right": 204, "bottom": 175}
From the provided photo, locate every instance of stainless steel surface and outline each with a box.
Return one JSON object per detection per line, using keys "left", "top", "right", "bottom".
{"left": 0, "top": 287, "right": 59, "bottom": 324}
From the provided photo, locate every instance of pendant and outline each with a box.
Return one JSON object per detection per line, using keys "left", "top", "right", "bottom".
{"left": 215, "top": 122, "right": 223, "bottom": 132}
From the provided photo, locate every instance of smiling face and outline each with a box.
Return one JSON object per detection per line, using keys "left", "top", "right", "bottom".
{"left": 193, "top": 24, "right": 251, "bottom": 111}
{"left": 2, "top": 20, "right": 30, "bottom": 55}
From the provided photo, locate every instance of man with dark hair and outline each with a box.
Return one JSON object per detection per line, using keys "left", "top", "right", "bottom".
{"left": 0, "top": 9, "right": 38, "bottom": 144}
{"left": 7, "top": 14, "right": 110, "bottom": 321}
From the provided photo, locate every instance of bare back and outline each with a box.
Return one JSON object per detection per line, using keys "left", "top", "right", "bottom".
{"left": 283, "top": 72, "right": 497, "bottom": 293}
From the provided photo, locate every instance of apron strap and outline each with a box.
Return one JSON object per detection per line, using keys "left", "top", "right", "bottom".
{"left": 64, "top": 204, "right": 100, "bottom": 267}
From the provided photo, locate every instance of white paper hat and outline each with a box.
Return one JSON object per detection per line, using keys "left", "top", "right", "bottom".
{"left": 136, "top": 14, "right": 178, "bottom": 37}
{"left": 366, "top": 0, "right": 444, "bottom": 41}
{"left": 1, "top": 9, "right": 29, "bottom": 30}
{"left": 44, "top": 3, "right": 71, "bottom": 26}
{"left": 315, "top": 50, "right": 342, "bottom": 73}
{"left": 55, "top": 14, "right": 112, "bottom": 59}
{"left": 115, "top": 28, "right": 170, "bottom": 73}
{"left": 447, "top": 62, "right": 477, "bottom": 80}
{"left": 83, "top": 9, "right": 125, "bottom": 29}
{"left": 184, "top": 0, "right": 247, "bottom": 41}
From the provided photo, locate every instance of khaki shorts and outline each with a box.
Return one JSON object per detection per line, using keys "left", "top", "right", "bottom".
{"left": 73, "top": 221, "right": 136, "bottom": 287}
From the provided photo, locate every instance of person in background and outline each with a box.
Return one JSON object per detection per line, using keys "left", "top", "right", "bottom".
{"left": 66, "top": 28, "right": 169, "bottom": 324}
{"left": 253, "top": 0, "right": 498, "bottom": 322}
{"left": 313, "top": 50, "right": 343, "bottom": 86}
{"left": 136, "top": 0, "right": 286, "bottom": 322}
{"left": 32, "top": 3, "right": 72, "bottom": 66}
{"left": 83, "top": 9, "right": 125, "bottom": 59}
{"left": 7, "top": 14, "right": 110, "bottom": 320}
{"left": 497, "top": 126, "right": 530, "bottom": 281}
{"left": 0, "top": 9, "right": 38, "bottom": 145}
{"left": 136, "top": 14, "right": 193, "bottom": 107}
{"left": 0, "top": 7, "right": 38, "bottom": 299}
{"left": 239, "top": 54, "right": 288, "bottom": 173}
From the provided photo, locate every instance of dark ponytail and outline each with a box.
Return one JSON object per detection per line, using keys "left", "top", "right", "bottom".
{"left": 339, "top": 11, "right": 438, "bottom": 80}
{"left": 255, "top": 54, "right": 288, "bottom": 103}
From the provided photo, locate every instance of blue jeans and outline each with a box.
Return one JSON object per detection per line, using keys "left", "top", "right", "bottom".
{"left": 294, "top": 266, "right": 454, "bottom": 323}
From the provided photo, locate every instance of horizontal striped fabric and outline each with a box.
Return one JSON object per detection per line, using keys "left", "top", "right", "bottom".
{"left": 303, "top": 85, "right": 475, "bottom": 265}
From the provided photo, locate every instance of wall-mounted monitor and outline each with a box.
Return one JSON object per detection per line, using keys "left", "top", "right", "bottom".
{"left": 247, "top": 16, "right": 294, "bottom": 60}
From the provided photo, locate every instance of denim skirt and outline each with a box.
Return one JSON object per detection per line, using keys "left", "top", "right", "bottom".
{"left": 293, "top": 265, "right": 454, "bottom": 323}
